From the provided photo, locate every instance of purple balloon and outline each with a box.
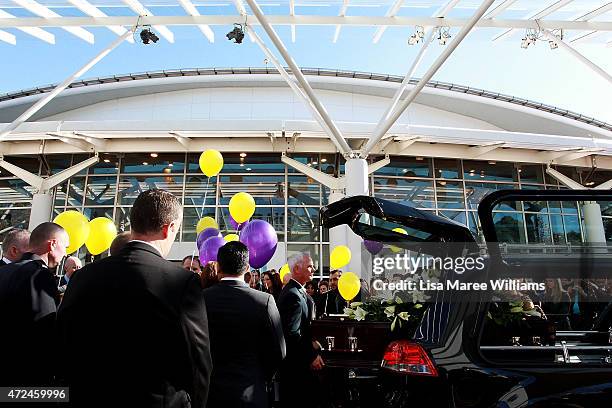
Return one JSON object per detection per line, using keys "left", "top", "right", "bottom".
{"left": 364, "top": 240, "right": 383, "bottom": 255}
{"left": 199, "top": 236, "right": 226, "bottom": 264}
{"left": 240, "top": 220, "right": 278, "bottom": 269}
{"left": 229, "top": 215, "right": 249, "bottom": 231}
{"left": 197, "top": 228, "right": 221, "bottom": 249}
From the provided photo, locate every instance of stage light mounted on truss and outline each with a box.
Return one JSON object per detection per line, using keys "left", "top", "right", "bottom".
{"left": 408, "top": 25, "right": 425, "bottom": 46}
{"left": 437, "top": 26, "right": 451, "bottom": 46}
{"left": 520, "top": 28, "right": 539, "bottom": 49}
{"left": 227, "top": 23, "right": 245, "bottom": 44}
{"left": 548, "top": 29, "right": 563, "bottom": 50}
{"left": 139, "top": 27, "right": 159, "bottom": 45}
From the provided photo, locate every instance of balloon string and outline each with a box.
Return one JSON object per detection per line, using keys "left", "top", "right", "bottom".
{"left": 191, "top": 249, "right": 196, "bottom": 268}
{"left": 200, "top": 177, "right": 211, "bottom": 219}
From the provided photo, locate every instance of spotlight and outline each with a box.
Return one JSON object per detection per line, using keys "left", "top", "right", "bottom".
{"left": 408, "top": 34, "right": 419, "bottom": 46}
{"left": 521, "top": 37, "right": 529, "bottom": 49}
{"left": 142, "top": 161, "right": 148, "bottom": 166}
{"left": 416, "top": 26, "right": 425, "bottom": 39}
{"left": 246, "top": 167, "right": 252, "bottom": 171}
{"left": 240, "top": 152, "right": 247, "bottom": 158}
{"left": 227, "top": 24, "right": 245, "bottom": 44}
{"left": 438, "top": 27, "right": 451, "bottom": 45}
{"left": 585, "top": 181, "right": 595, "bottom": 186}
{"left": 103, "top": 159, "right": 110, "bottom": 163}
{"left": 140, "top": 28, "right": 159, "bottom": 45}
{"left": 549, "top": 40, "right": 558, "bottom": 50}
{"left": 321, "top": 158, "right": 327, "bottom": 163}
{"left": 150, "top": 153, "right": 158, "bottom": 158}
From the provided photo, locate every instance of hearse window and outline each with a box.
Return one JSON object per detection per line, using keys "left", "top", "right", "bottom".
{"left": 479, "top": 198, "right": 612, "bottom": 367}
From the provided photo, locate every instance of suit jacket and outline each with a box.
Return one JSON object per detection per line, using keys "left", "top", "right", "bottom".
{"left": 203, "top": 279, "right": 285, "bottom": 408}
{"left": 57, "top": 241, "right": 212, "bottom": 408}
{"left": 317, "top": 287, "right": 369, "bottom": 318}
{"left": 0, "top": 253, "right": 58, "bottom": 385}
{"left": 277, "top": 280, "right": 318, "bottom": 372}
{"left": 0, "top": 258, "right": 8, "bottom": 266}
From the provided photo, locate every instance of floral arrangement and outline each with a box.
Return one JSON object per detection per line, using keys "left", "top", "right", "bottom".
{"left": 487, "top": 299, "right": 543, "bottom": 326}
{"left": 343, "top": 297, "right": 425, "bottom": 332}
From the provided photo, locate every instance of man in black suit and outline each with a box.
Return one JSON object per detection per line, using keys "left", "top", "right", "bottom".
{"left": 203, "top": 241, "right": 285, "bottom": 408}
{"left": 0, "top": 228, "right": 30, "bottom": 266}
{"left": 317, "top": 269, "right": 368, "bottom": 318}
{"left": 277, "top": 253, "right": 324, "bottom": 408}
{"left": 58, "top": 189, "right": 212, "bottom": 408}
{"left": 0, "top": 222, "right": 68, "bottom": 386}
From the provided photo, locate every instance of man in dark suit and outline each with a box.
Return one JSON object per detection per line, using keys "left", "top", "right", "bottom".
{"left": 277, "top": 253, "right": 324, "bottom": 408}
{"left": 203, "top": 241, "right": 285, "bottom": 408}
{"left": 58, "top": 189, "right": 212, "bottom": 408}
{"left": 317, "top": 269, "right": 368, "bottom": 318}
{"left": 0, "top": 222, "right": 68, "bottom": 386}
{"left": 0, "top": 228, "right": 30, "bottom": 266}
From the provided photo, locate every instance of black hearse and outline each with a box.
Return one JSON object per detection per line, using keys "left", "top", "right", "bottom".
{"left": 316, "top": 190, "right": 612, "bottom": 407}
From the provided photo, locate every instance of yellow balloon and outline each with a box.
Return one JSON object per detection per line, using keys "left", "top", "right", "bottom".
{"left": 229, "top": 192, "right": 255, "bottom": 224}
{"left": 196, "top": 217, "right": 218, "bottom": 234}
{"left": 85, "top": 217, "right": 118, "bottom": 255}
{"left": 280, "top": 263, "right": 290, "bottom": 283}
{"left": 199, "top": 149, "right": 224, "bottom": 178}
{"left": 224, "top": 233, "right": 239, "bottom": 242}
{"left": 53, "top": 210, "right": 90, "bottom": 254}
{"left": 330, "top": 245, "right": 351, "bottom": 270}
{"left": 338, "top": 272, "right": 361, "bottom": 301}
{"left": 390, "top": 227, "right": 408, "bottom": 253}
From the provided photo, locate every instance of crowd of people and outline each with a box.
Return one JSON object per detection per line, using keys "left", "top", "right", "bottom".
{"left": 0, "top": 189, "right": 334, "bottom": 408}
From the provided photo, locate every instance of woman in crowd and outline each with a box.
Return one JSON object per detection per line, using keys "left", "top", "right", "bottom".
{"left": 542, "top": 278, "right": 572, "bottom": 330}
{"left": 305, "top": 281, "right": 316, "bottom": 298}
{"left": 262, "top": 271, "right": 282, "bottom": 301}
{"left": 201, "top": 261, "right": 220, "bottom": 289}
{"left": 318, "top": 280, "right": 329, "bottom": 295}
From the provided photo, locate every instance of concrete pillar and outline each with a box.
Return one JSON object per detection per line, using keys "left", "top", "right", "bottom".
{"left": 328, "top": 190, "right": 348, "bottom": 255}
{"left": 29, "top": 193, "right": 54, "bottom": 230}
{"left": 344, "top": 158, "right": 370, "bottom": 277}
{"left": 582, "top": 201, "right": 607, "bottom": 244}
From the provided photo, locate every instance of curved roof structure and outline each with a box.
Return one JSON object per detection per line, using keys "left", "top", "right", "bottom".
{"left": 1, "top": 67, "right": 611, "bottom": 170}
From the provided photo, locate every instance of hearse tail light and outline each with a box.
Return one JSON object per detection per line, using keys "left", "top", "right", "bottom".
{"left": 381, "top": 340, "right": 438, "bottom": 376}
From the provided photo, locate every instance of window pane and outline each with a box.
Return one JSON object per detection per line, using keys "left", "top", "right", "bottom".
{"left": 287, "top": 176, "right": 319, "bottom": 206}
{"left": 184, "top": 175, "right": 217, "bottom": 207}
{"left": 85, "top": 176, "right": 117, "bottom": 206}
{"left": 91, "top": 154, "right": 120, "bottom": 175}
{"left": 43, "top": 154, "right": 73, "bottom": 176}
{"left": 67, "top": 177, "right": 86, "bottom": 208}
{"left": 114, "top": 207, "right": 131, "bottom": 232}
{"left": 551, "top": 214, "right": 566, "bottom": 244}
{"left": 493, "top": 212, "right": 526, "bottom": 244}
{"left": 288, "top": 207, "right": 320, "bottom": 242}
{"left": 219, "top": 175, "right": 285, "bottom": 206}
{"left": 54, "top": 181, "right": 68, "bottom": 207}
{"left": 0, "top": 208, "right": 31, "bottom": 242}
{"left": 0, "top": 179, "right": 36, "bottom": 207}
{"left": 188, "top": 152, "right": 285, "bottom": 173}
{"left": 564, "top": 215, "right": 582, "bottom": 244}
{"left": 121, "top": 153, "right": 185, "bottom": 174}
{"left": 517, "top": 164, "right": 544, "bottom": 184}
{"left": 373, "top": 178, "right": 435, "bottom": 208}
{"left": 466, "top": 182, "right": 520, "bottom": 211}
{"left": 182, "top": 207, "right": 217, "bottom": 242}
{"left": 438, "top": 210, "right": 467, "bottom": 227}
{"left": 435, "top": 181, "right": 464, "bottom": 209}
{"left": 464, "top": 160, "right": 517, "bottom": 182}
{"left": 117, "top": 176, "right": 183, "bottom": 206}
{"left": 525, "top": 213, "right": 552, "bottom": 244}
{"left": 83, "top": 207, "right": 114, "bottom": 221}
{"left": 434, "top": 158, "right": 461, "bottom": 179}
{"left": 604, "top": 218, "right": 612, "bottom": 242}
{"left": 373, "top": 156, "right": 432, "bottom": 178}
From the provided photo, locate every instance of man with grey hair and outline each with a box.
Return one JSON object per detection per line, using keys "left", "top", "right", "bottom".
{"left": 58, "top": 256, "right": 82, "bottom": 290}
{"left": 277, "top": 252, "right": 324, "bottom": 408}
{"left": 0, "top": 228, "right": 30, "bottom": 266}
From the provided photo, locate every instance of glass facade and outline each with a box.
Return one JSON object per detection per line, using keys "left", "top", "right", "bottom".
{"left": 1, "top": 153, "right": 611, "bottom": 277}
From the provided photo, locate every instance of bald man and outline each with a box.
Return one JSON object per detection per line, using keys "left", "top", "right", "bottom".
{"left": 60, "top": 256, "right": 82, "bottom": 287}
{"left": 1, "top": 228, "right": 30, "bottom": 266}
{"left": 0, "top": 222, "right": 69, "bottom": 385}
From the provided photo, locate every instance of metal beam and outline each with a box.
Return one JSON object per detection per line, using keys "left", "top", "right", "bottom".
{"left": 333, "top": 0, "right": 350, "bottom": 44}
{"left": 361, "top": 0, "right": 496, "bottom": 158}
{"left": 372, "top": 0, "right": 403, "bottom": 44}
{"left": 368, "top": 155, "right": 390, "bottom": 174}
{"left": 121, "top": 0, "right": 174, "bottom": 43}
{"left": 483, "top": 0, "right": 518, "bottom": 19}
{"left": 170, "top": 132, "right": 192, "bottom": 149}
{"left": 281, "top": 155, "right": 344, "bottom": 189}
{"left": 0, "top": 8, "right": 54, "bottom": 44}
{"left": 0, "top": 155, "right": 43, "bottom": 190}
{"left": 41, "top": 155, "right": 99, "bottom": 191}
{"left": 469, "top": 141, "right": 505, "bottom": 157}
{"left": 245, "top": 0, "right": 353, "bottom": 156}
{"left": 248, "top": 28, "right": 348, "bottom": 154}
{"left": 0, "top": 29, "right": 16, "bottom": 45}
{"left": 68, "top": 0, "right": 135, "bottom": 43}
{"left": 0, "top": 28, "right": 135, "bottom": 140}
{"left": 177, "top": 0, "right": 215, "bottom": 42}
{"left": 541, "top": 29, "right": 612, "bottom": 86}
{"left": 1, "top": 16, "right": 611, "bottom": 32}
{"left": 289, "top": 0, "right": 295, "bottom": 43}
{"left": 568, "top": 1, "right": 612, "bottom": 42}
{"left": 13, "top": 0, "right": 94, "bottom": 44}
{"left": 434, "top": 0, "right": 462, "bottom": 18}
{"left": 545, "top": 165, "right": 584, "bottom": 190}
{"left": 493, "top": 0, "right": 575, "bottom": 42}
{"left": 595, "top": 178, "right": 612, "bottom": 190}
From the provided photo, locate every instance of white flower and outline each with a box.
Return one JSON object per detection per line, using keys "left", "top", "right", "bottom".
{"left": 411, "top": 291, "right": 429, "bottom": 303}
{"left": 344, "top": 307, "right": 355, "bottom": 317}
{"left": 384, "top": 305, "right": 396, "bottom": 318}
{"left": 350, "top": 302, "right": 363, "bottom": 308}
{"left": 354, "top": 306, "right": 368, "bottom": 321}
{"left": 398, "top": 312, "right": 410, "bottom": 321}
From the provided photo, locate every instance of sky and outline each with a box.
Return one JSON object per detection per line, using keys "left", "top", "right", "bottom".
{"left": 0, "top": 1, "right": 611, "bottom": 123}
